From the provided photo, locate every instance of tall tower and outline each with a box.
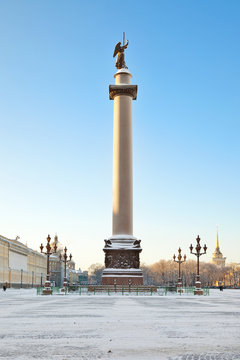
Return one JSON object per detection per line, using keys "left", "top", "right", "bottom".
{"left": 101, "top": 36, "right": 143, "bottom": 285}
{"left": 212, "top": 227, "right": 226, "bottom": 267}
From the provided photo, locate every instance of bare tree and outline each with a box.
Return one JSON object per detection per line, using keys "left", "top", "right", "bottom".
{"left": 88, "top": 263, "right": 104, "bottom": 285}
{"left": 143, "top": 260, "right": 231, "bottom": 287}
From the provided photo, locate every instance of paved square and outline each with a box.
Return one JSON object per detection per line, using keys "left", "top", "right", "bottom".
{"left": 0, "top": 289, "right": 240, "bottom": 359}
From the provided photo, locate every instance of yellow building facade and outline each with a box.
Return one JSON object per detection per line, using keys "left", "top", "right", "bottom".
{"left": 0, "top": 235, "right": 47, "bottom": 287}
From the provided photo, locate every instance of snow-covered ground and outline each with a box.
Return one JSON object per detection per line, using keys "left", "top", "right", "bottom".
{"left": 0, "top": 289, "right": 240, "bottom": 359}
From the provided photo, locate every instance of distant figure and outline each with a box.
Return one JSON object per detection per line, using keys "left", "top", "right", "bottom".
{"left": 3, "top": 285, "right": 6, "bottom": 291}
{"left": 219, "top": 285, "right": 223, "bottom": 291}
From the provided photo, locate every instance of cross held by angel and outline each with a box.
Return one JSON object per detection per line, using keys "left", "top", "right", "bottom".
{"left": 113, "top": 35, "right": 129, "bottom": 70}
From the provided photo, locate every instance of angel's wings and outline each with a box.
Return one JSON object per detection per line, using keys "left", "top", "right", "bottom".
{"left": 113, "top": 42, "right": 121, "bottom": 58}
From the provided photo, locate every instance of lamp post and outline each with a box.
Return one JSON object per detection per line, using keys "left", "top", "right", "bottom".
{"left": 8, "top": 267, "right": 11, "bottom": 288}
{"left": 173, "top": 247, "right": 186, "bottom": 291}
{"left": 40, "top": 234, "right": 57, "bottom": 295}
{"left": 20, "top": 269, "right": 23, "bottom": 288}
{"left": 59, "top": 247, "right": 72, "bottom": 290}
{"left": 190, "top": 235, "right": 207, "bottom": 295}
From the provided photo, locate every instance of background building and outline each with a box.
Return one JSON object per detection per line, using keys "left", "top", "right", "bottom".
{"left": 0, "top": 234, "right": 77, "bottom": 288}
{"left": 211, "top": 229, "right": 226, "bottom": 267}
{"left": 223, "top": 263, "right": 240, "bottom": 287}
{"left": 78, "top": 270, "right": 88, "bottom": 285}
{"left": 0, "top": 235, "right": 47, "bottom": 288}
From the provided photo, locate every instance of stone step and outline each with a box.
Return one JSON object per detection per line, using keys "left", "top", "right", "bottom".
{"left": 88, "top": 285, "right": 157, "bottom": 292}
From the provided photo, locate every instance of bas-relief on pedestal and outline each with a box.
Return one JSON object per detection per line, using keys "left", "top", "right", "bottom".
{"left": 102, "top": 245, "right": 143, "bottom": 285}
{"left": 101, "top": 37, "right": 143, "bottom": 286}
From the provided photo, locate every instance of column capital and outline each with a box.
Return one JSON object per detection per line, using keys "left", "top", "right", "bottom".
{"left": 109, "top": 85, "right": 138, "bottom": 100}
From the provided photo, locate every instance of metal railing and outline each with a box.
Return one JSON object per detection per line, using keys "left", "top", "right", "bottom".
{"left": 36, "top": 286, "right": 210, "bottom": 296}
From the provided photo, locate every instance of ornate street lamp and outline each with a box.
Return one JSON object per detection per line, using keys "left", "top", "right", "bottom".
{"left": 40, "top": 234, "right": 57, "bottom": 295}
{"left": 189, "top": 235, "right": 207, "bottom": 295}
{"left": 173, "top": 247, "right": 186, "bottom": 291}
{"left": 20, "top": 269, "right": 23, "bottom": 288}
{"left": 59, "top": 247, "right": 72, "bottom": 290}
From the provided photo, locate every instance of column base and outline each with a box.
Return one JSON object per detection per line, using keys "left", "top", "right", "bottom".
{"left": 177, "top": 279, "right": 182, "bottom": 288}
{"left": 42, "top": 288, "right": 52, "bottom": 295}
{"left": 194, "top": 278, "right": 203, "bottom": 295}
{"left": 102, "top": 268, "right": 143, "bottom": 286}
{"left": 60, "top": 287, "right": 67, "bottom": 293}
{"left": 177, "top": 282, "right": 183, "bottom": 293}
{"left": 194, "top": 289, "right": 204, "bottom": 295}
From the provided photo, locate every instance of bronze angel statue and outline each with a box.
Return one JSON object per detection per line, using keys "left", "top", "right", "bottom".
{"left": 113, "top": 39, "right": 129, "bottom": 69}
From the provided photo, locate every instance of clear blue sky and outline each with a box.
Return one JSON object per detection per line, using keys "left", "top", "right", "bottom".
{"left": 0, "top": 1, "right": 239, "bottom": 269}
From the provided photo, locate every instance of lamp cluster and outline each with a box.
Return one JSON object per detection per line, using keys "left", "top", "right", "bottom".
{"left": 173, "top": 235, "right": 207, "bottom": 295}
{"left": 40, "top": 235, "right": 73, "bottom": 295}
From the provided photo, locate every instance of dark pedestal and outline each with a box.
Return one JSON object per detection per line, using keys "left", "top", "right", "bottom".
{"left": 102, "top": 238, "right": 143, "bottom": 285}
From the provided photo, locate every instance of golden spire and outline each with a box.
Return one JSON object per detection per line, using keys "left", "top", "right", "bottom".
{"left": 216, "top": 226, "right": 219, "bottom": 249}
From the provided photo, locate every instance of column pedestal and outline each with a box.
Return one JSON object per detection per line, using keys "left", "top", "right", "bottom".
{"left": 177, "top": 278, "right": 183, "bottom": 293}
{"left": 194, "top": 275, "right": 203, "bottom": 295}
{"left": 42, "top": 277, "right": 52, "bottom": 295}
{"left": 102, "top": 235, "right": 143, "bottom": 285}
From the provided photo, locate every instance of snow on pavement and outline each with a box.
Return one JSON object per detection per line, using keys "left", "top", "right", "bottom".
{"left": 0, "top": 289, "right": 239, "bottom": 359}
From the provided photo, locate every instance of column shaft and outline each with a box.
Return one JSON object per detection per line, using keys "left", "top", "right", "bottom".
{"left": 112, "top": 95, "right": 133, "bottom": 235}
